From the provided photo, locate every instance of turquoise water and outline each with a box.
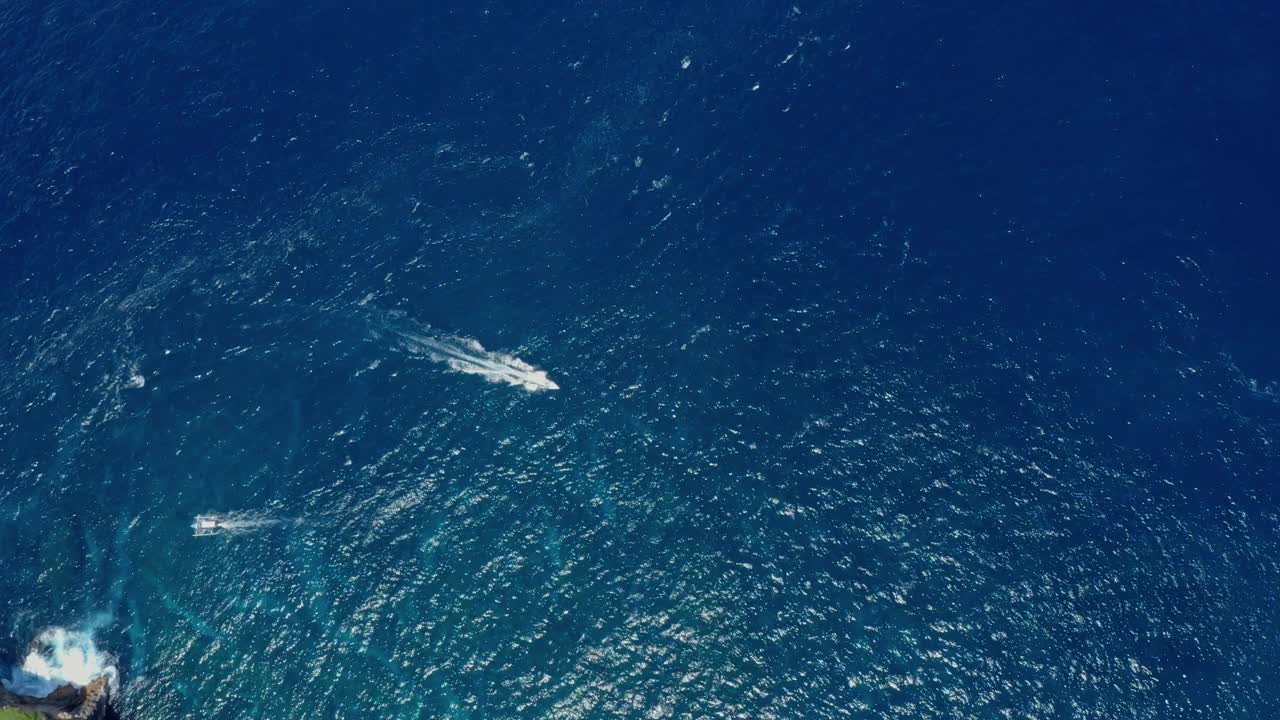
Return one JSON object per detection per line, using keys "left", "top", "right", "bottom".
{"left": 3, "top": 2, "right": 1280, "bottom": 718}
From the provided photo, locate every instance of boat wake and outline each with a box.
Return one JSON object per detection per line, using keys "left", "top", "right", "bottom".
{"left": 403, "top": 334, "right": 559, "bottom": 392}
{"left": 192, "top": 512, "right": 302, "bottom": 537}
{"left": 381, "top": 320, "right": 559, "bottom": 392}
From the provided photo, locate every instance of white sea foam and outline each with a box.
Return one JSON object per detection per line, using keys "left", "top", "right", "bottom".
{"left": 193, "top": 511, "right": 301, "bottom": 535}
{"left": 393, "top": 329, "right": 559, "bottom": 392}
{"left": 2, "top": 627, "right": 117, "bottom": 698}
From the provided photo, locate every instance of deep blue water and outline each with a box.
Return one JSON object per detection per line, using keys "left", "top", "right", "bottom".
{"left": 2, "top": 2, "right": 1279, "bottom": 718}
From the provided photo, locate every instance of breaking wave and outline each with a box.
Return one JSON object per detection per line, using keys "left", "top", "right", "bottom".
{"left": 2, "top": 627, "right": 117, "bottom": 698}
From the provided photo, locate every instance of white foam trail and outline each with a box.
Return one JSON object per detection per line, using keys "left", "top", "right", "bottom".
{"left": 195, "top": 511, "right": 301, "bottom": 535}
{"left": 2, "top": 627, "right": 117, "bottom": 697}
{"left": 394, "top": 331, "right": 559, "bottom": 392}
{"left": 217, "top": 517, "right": 284, "bottom": 532}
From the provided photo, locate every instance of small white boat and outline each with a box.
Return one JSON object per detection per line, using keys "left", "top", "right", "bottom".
{"left": 193, "top": 514, "right": 224, "bottom": 537}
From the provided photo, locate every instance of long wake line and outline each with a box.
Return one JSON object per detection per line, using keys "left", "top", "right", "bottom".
{"left": 393, "top": 330, "right": 559, "bottom": 392}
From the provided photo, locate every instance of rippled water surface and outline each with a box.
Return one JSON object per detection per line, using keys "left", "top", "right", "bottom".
{"left": 2, "top": 2, "right": 1279, "bottom": 718}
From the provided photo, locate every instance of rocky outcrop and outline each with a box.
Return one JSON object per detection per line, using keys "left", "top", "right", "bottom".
{"left": 0, "top": 676, "right": 110, "bottom": 719}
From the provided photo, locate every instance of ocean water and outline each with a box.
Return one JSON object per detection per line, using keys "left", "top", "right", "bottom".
{"left": 2, "top": 2, "right": 1279, "bottom": 718}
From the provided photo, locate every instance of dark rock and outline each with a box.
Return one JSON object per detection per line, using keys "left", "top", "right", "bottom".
{"left": 0, "top": 675, "right": 111, "bottom": 719}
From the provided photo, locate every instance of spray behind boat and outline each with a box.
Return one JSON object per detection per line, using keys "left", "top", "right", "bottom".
{"left": 192, "top": 511, "right": 302, "bottom": 537}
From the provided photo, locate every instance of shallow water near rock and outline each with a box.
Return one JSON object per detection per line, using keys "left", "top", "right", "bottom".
{"left": 2, "top": 2, "right": 1278, "bottom": 718}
